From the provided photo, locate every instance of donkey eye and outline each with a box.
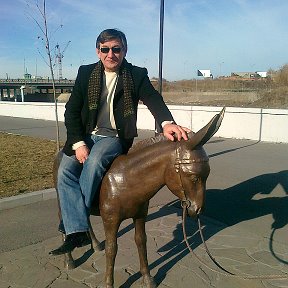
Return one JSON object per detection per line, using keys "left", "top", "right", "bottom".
{"left": 191, "top": 176, "right": 199, "bottom": 182}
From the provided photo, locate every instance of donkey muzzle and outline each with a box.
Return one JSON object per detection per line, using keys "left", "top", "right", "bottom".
{"left": 181, "top": 200, "right": 202, "bottom": 218}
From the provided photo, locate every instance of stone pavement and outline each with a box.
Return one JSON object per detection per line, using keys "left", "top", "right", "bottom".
{"left": 0, "top": 197, "right": 287, "bottom": 288}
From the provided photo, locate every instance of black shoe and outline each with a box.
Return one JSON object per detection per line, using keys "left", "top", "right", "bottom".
{"left": 49, "top": 232, "right": 91, "bottom": 255}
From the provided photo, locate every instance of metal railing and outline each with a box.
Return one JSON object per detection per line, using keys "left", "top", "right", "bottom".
{"left": 0, "top": 79, "right": 75, "bottom": 84}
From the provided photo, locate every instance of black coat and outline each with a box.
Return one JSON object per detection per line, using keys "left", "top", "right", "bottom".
{"left": 62, "top": 60, "right": 174, "bottom": 155}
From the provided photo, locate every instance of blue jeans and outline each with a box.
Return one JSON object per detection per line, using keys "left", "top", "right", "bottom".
{"left": 57, "top": 135, "right": 123, "bottom": 235}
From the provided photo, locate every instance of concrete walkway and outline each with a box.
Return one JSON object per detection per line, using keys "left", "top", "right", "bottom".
{"left": 0, "top": 116, "right": 287, "bottom": 287}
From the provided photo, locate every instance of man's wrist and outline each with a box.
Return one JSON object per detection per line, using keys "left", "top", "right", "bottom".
{"left": 161, "top": 121, "right": 175, "bottom": 128}
{"left": 72, "top": 141, "right": 86, "bottom": 150}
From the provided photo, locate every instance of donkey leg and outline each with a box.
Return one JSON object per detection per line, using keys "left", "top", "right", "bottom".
{"left": 57, "top": 217, "right": 75, "bottom": 269}
{"left": 103, "top": 221, "right": 120, "bottom": 288}
{"left": 88, "top": 217, "right": 102, "bottom": 252}
{"left": 62, "top": 234, "right": 75, "bottom": 269}
{"left": 134, "top": 218, "right": 157, "bottom": 288}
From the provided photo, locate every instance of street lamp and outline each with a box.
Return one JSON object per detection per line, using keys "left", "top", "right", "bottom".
{"left": 155, "top": 0, "right": 165, "bottom": 133}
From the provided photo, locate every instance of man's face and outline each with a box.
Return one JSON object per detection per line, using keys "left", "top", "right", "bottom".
{"left": 96, "top": 39, "right": 126, "bottom": 72}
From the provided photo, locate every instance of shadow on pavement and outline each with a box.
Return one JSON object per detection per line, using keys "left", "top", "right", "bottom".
{"left": 208, "top": 140, "right": 260, "bottom": 158}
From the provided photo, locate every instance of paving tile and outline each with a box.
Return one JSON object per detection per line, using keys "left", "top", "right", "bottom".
{"left": 161, "top": 264, "right": 215, "bottom": 288}
{"left": 209, "top": 247, "right": 256, "bottom": 264}
{"left": 215, "top": 276, "right": 267, "bottom": 288}
{"left": 0, "top": 280, "right": 11, "bottom": 288}
{"left": 234, "top": 262, "right": 286, "bottom": 279}
{"left": 262, "top": 281, "right": 288, "bottom": 288}
{"left": 50, "top": 278, "right": 88, "bottom": 288}
{"left": 251, "top": 250, "right": 287, "bottom": 268}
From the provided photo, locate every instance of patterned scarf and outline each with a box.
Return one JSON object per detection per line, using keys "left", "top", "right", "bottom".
{"left": 87, "top": 59, "right": 135, "bottom": 117}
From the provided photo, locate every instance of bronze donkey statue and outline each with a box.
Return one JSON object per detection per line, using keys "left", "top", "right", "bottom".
{"left": 53, "top": 108, "right": 225, "bottom": 288}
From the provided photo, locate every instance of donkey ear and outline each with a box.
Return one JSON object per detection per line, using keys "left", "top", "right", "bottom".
{"left": 187, "top": 107, "right": 225, "bottom": 148}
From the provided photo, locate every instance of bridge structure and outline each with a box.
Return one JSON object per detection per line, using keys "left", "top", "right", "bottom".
{"left": 0, "top": 79, "right": 75, "bottom": 102}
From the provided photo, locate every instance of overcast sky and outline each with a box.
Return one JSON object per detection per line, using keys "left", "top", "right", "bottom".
{"left": 1, "top": 0, "right": 288, "bottom": 80}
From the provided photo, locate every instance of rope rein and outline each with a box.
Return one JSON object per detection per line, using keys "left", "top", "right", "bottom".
{"left": 181, "top": 205, "right": 288, "bottom": 280}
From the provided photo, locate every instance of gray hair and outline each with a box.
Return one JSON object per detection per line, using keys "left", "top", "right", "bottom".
{"left": 96, "top": 29, "right": 127, "bottom": 51}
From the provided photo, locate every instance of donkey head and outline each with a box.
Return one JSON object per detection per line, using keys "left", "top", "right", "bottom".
{"left": 166, "top": 108, "right": 225, "bottom": 217}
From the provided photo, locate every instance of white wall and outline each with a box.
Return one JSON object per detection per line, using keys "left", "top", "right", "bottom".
{"left": 0, "top": 102, "right": 287, "bottom": 143}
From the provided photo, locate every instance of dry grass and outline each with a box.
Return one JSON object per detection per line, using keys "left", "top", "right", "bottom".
{"left": 157, "top": 76, "right": 288, "bottom": 109}
{"left": 0, "top": 132, "right": 59, "bottom": 198}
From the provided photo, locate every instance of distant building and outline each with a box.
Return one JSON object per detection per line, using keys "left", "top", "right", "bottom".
{"left": 231, "top": 71, "right": 267, "bottom": 79}
{"left": 197, "top": 70, "right": 213, "bottom": 78}
{"left": 24, "top": 73, "right": 32, "bottom": 80}
{"left": 255, "top": 71, "right": 267, "bottom": 78}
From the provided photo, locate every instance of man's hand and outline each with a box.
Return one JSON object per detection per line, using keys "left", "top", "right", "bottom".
{"left": 75, "top": 145, "right": 90, "bottom": 163}
{"left": 163, "top": 123, "right": 191, "bottom": 141}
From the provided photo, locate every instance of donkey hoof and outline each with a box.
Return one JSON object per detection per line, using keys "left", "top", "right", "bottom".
{"left": 92, "top": 242, "right": 103, "bottom": 252}
{"left": 64, "top": 259, "right": 75, "bottom": 270}
{"left": 141, "top": 275, "right": 157, "bottom": 288}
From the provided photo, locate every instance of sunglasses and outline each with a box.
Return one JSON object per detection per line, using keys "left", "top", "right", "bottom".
{"left": 100, "top": 47, "right": 122, "bottom": 54}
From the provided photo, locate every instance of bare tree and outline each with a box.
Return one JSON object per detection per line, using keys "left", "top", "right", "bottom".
{"left": 26, "top": 0, "right": 61, "bottom": 151}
